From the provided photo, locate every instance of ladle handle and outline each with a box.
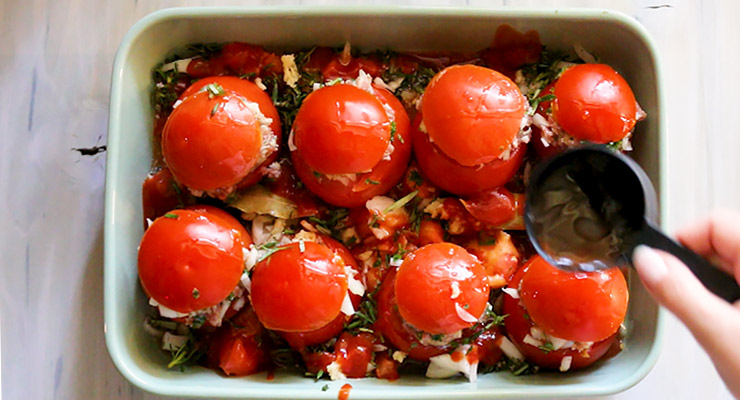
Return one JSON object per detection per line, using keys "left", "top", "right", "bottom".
{"left": 635, "top": 223, "right": 740, "bottom": 302}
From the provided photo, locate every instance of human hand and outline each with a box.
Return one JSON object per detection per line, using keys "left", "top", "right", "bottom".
{"left": 632, "top": 209, "right": 740, "bottom": 399}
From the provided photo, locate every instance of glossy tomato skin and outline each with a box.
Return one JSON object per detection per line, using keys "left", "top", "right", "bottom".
{"left": 207, "top": 307, "right": 269, "bottom": 376}
{"left": 184, "top": 204, "right": 252, "bottom": 247}
{"left": 186, "top": 42, "right": 282, "bottom": 78}
{"left": 395, "top": 243, "right": 489, "bottom": 335}
{"left": 137, "top": 208, "right": 248, "bottom": 313}
{"left": 250, "top": 241, "right": 349, "bottom": 332}
{"left": 503, "top": 267, "right": 617, "bottom": 370}
{"left": 162, "top": 89, "right": 264, "bottom": 193}
{"left": 179, "top": 76, "right": 282, "bottom": 190}
{"left": 412, "top": 114, "right": 525, "bottom": 196}
{"left": 293, "top": 84, "right": 390, "bottom": 175}
{"left": 374, "top": 268, "right": 449, "bottom": 361}
{"left": 322, "top": 55, "right": 385, "bottom": 80}
{"left": 278, "top": 236, "right": 361, "bottom": 349}
{"left": 141, "top": 167, "right": 187, "bottom": 224}
{"left": 517, "top": 256, "right": 629, "bottom": 343}
{"left": 421, "top": 64, "right": 527, "bottom": 166}
{"left": 552, "top": 64, "right": 638, "bottom": 143}
{"left": 292, "top": 85, "right": 412, "bottom": 207}
{"left": 460, "top": 187, "right": 519, "bottom": 226}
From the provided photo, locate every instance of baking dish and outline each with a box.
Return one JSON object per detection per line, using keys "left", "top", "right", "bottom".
{"left": 105, "top": 6, "right": 665, "bottom": 398}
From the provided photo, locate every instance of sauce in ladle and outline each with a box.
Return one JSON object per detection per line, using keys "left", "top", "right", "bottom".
{"left": 529, "top": 168, "right": 623, "bottom": 271}
{"left": 527, "top": 146, "right": 740, "bottom": 301}
{"left": 527, "top": 148, "right": 641, "bottom": 272}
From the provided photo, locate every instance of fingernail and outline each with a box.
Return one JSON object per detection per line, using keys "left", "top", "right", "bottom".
{"left": 633, "top": 245, "right": 668, "bottom": 286}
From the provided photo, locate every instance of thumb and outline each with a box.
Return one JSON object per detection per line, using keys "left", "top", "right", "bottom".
{"left": 633, "top": 245, "right": 740, "bottom": 399}
{"left": 632, "top": 245, "right": 730, "bottom": 340}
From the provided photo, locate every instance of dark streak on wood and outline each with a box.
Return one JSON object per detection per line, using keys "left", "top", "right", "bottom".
{"left": 73, "top": 145, "right": 107, "bottom": 156}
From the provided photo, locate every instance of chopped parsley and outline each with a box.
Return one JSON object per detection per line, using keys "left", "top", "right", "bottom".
{"left": 163, "top": 213, "right": 178, "bottom": 219}
{"left": 538, "top": 342, "right": 555, "bottom": 354}
{"left": 408, "top": 170, "right": 424, "bottom": 186}
{"left": 529, "top": 93, "right": 556, "bottom": 112}
{"left": 383, "top": 190, "right": 418, "bottom": 214}
{"left": 203, "top": 82, "right": 225, "bottom": 98}
{"left": 308, "top": 208, "right": 349, "bottom": 239}
{"left": 257, "top": 244, "right": 288, "bottom": 262}
{"left": 321, "top": 384, "right": 329, "bottom": 392}
{"left": 477, "top": 233, "right": 497, "bottom": 246}
{"left": 192, "top": 288, "right": 200, "bottom": 299}
{"left": 365, "top": 178, "right": 380, "bottom": 185}
{"left": 389, "top": 121, "right": 398, "bottom": 143}
{"left": 167, "top": 334, "right": 203, "bottom": 371}
{"left": 346, "top": 292, "right": 378, "bottom": 333}
{"left": 186, "top": 42, "right": 224, "bottom": 59}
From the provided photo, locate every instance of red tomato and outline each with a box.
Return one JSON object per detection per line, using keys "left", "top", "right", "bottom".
{"left": 250, "top": 242, "right": 348, "bottom": 332}
{"left": 374, "top": 352, "right": 400, "bottom": 381}
{"left": 141, "top": 167, "right": 186, "bottom": 223}
{"left": 279, "top": 236, "right": 361, "bottom": 348}
{"left": 334, "top": 332, "right": 376, "bottom": 378}
{"left": 374, "top": 269, "right": 449, "bottom": 361}
{"left": 395, "top": 243, "right": 489, "bottom": 335}
{"left": 178, "top": 76, "right": 282, "bottom": 190}
{"left": 184, "top": 205, "right": 251, "bottom": 246}
{"left": 460, "top": 187, "right": 519, "bottom": 226}
{"left": 480, "top": 24, "right": 542, "bottom": 79}
{"left": 322, "top": 55, "right": 385, "bottom": 80}
{"left": 552, "top": 64, "right": 637, "bottom": 143}
{"left": 137, "top": 208, "right": 248, "bottom": 313}
{"left": 517, "top": 256, "right": 629, "bottom": 342}
{"left": 420, "top": 65, "right": 527, "bottom": 166}
{"left": 412, "top": 114, "right": 525, "bottom": 196}
{"left": 207, "top": 307, "right": 269, "bottom": 376}
{"left": 186, "top": 43, "right": 282, "bottom": 78}
{"left": 303, "top": 47, "right": 335, "bottom": 73}
{"left": 162, "top": 83, "right": 271, "bottom": 193}
{"left": 503, "top": 266, "right": 618, "bottom": 370}
{"left": 474, "top": 325, "right": 504, "bottom": 366}
{"left": 292, "top": 85, "right": 412, "bottom": 207}
{"left": 293, "top": 84, "right": 390, "bottom": 174}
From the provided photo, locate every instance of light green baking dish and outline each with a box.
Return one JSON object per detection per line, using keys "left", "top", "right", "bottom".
{"left": 105, "top": 6, "right": 666, "bottom": 399}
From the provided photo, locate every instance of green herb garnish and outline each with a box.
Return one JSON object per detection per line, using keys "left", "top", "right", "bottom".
{"left": 383, "top": 190, "right": 418, "bottom": 214}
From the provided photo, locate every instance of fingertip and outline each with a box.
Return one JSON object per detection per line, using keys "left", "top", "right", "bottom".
{"left": 632, "top": 245, "right": 668, "bottom": 288}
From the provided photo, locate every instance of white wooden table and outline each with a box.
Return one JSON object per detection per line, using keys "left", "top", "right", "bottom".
{"left": 1, "top": 0, "right": 737, "bottom": 399}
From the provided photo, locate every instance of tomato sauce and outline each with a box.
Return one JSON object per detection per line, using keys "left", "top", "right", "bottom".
{"left": 338, "top": 383, "right": 352, "bottom": 400}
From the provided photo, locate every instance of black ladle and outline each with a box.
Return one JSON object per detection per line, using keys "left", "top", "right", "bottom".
{"left": 525, "top": 145, "right": 740, "bottom": 303}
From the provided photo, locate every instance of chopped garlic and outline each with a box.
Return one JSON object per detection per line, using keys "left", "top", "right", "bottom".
{"left": 281, "top": 54, "right": 299, "bottom": 88}
{"left": 426, "top": 346, "right": 478, "bottom": 383}
{"left": 499, "top": 336, "right": 524, "bottom": 360}
{"left": 162, "top": 332, "right": 188, "bottom": 351}
{"left": 573, "top": 43, "right": 597, "bottom": 64}
{"left": 502, "top": 287, "right": 520, "bottom": 299}
{"left": 340, "top": 291, "right": 355, "bottom": 316}
{"left": 559, "top": 356, "right": 573, "bottom": 372}
{"left": 326, "top": 360, "right": 347, "bottom": 381}
{"left": 345, "top": 265, "right": 366, "bottom": 297}
{"left": 149, "top": 298, "right": 188, "bottom": 319}
{"left": 392, "top": 351, "right": 407, "bottom": 364}
{"left": 454, "top": 303, "right": 479, "bottom": 323}
{"left": 161, "top": 57, "right": 194, "bottom": 73}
